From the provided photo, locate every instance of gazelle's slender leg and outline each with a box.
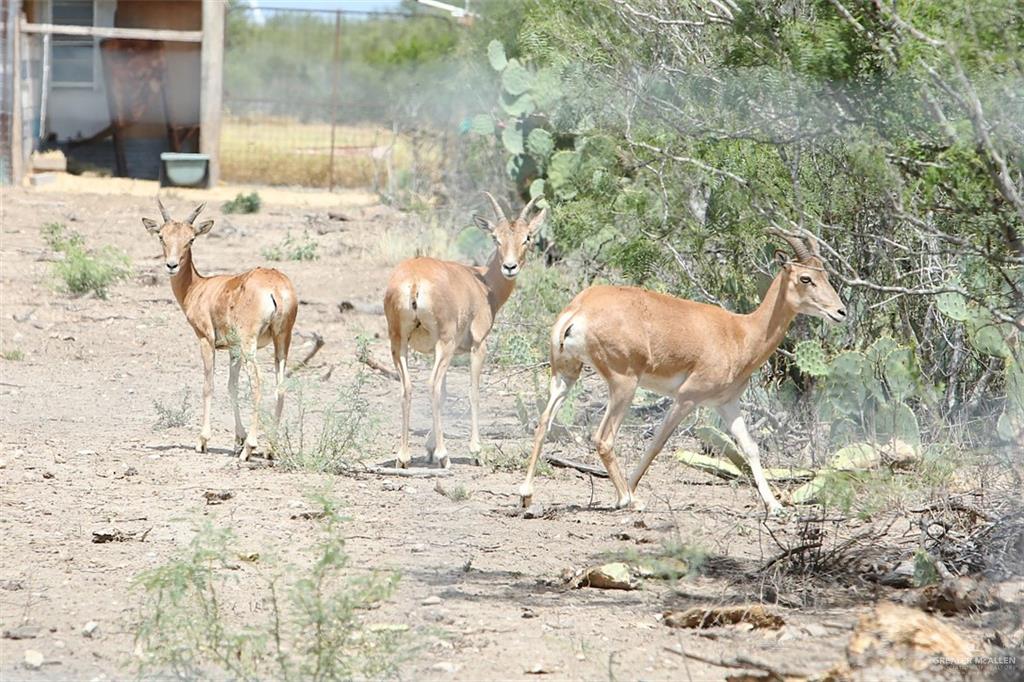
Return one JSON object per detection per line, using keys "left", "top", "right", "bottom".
{"left": 627, "top": 397, "right": 696, "bottom": 494}
{"left": 715, "top": 399, "right": 783, "bottom": 514}
{"left": 241, "top": 341, "right": 261, "bottom": 461}
{"left": 425, "top": 373, "right": 448, "bottom": 461}
{"left": 519, "top": 371, "right": 577, "bottom": 506}
{"left": 468, "top": 341, "right": 486, "bottom": 455}
{"left": 594, "top": 374, "right": 638, "bottom": 509}
{"left": 427, "top": 340, "right": 456, "bottom": 468}
{"left": 272, "top": 332, "right": 290, "bottom": 425}
{"left": 391, "top": 337, "right": 412, "bottom": 467}
{"left": 228, "top": 350, "right": 246, "bottom": 451}
{"left": 196, "top": 338, "right": 215, "bottom": 453}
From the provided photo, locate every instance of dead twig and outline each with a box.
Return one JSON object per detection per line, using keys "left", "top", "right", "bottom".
{"left": 544, "top": 454, "right": 609, "bottom": 478}
{"left": 359, "top": 353, "right": 399, "bottom": 381}
{"left": 362, "top": 466, "right": 453, "bottom": 478}
{"left": 286, "top": 332, "right": 325, "bottom": 377}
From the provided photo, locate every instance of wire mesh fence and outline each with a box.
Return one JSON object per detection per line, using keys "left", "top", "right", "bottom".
{"left": 222, "top": 6, "right": 461, "bottom": 193}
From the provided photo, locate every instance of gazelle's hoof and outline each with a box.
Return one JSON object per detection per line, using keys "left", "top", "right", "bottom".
{"left": 438, "top": 454, "right": 451, "bottom": 469}
{"left": 196, "top": 439, "right": 208, "bottom": 453}
{"left": 468, "top": 440, "right": 482, "bottom": 455}
{"left": 767, "top": 504, "right": 787, "bottom": 518}
{"left": 520, "top": 494, "right": 533, "bottom": 509}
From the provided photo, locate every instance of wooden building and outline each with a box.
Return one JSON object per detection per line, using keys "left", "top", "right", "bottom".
{"left": 0, "top": 0, "right": 223, "bottom": 185}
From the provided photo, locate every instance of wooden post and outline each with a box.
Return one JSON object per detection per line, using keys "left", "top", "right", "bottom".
{"left": 328, "top": 10, "right": 340, "bottom": 192}
{"left": 10, "top": 12, "right": 23, "bottom": 183}
{"left": 200, "top": 0, "right": 223, "bottom": 187}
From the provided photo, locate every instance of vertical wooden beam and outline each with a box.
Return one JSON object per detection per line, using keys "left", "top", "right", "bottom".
{"left": 10, "top": 11, "right": 24, "bottom": 183}
{"left": 199, "top": 0, "right": 223, "bottom": 187}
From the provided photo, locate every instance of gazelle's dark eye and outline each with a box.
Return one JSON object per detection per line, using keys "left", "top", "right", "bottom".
{"left": 799, "top": 275, "right": 813, "bottom": 285}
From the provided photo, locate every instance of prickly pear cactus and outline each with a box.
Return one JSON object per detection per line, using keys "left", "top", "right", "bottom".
{"left": 874, "top": 401, "right": 920, "bottom": 448}
{"left": 795, "top": 340, "right": 830, "bottom": 377}
{"left": 502, "top": 121, "right": 525, "bottom": 155}
{"left": 487, "top": 39, "right": 508, "bottom": 71}
{"left": 936, "top": 291, "right": 971, "bottom": 321}
{"left": 883, "top": 348, "right": 918, "bottom": 401}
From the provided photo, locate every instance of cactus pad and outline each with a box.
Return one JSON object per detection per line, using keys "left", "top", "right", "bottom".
{"left": 794, "top": 340, "right": 830, "bottom": 377}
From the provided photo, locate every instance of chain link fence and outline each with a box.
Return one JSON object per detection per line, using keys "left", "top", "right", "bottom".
{"left": 222, "top": 6, "right": 467, "bottom": 194}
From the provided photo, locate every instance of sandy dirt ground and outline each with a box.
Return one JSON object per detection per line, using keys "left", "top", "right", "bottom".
{"left": 1, "top": 180, "right": 1019, "bottom": 681}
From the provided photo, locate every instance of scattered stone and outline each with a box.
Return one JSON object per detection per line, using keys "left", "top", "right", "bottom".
{"left": 123, "top": 466, "right": 138, "bottom": 477}
{"left": 1, "top": 579, "right": 25, "bottom": 591}
{"left": 3, "top": 624, "right": 42, "bottom": 640}
{"left": 570, "top": 562, "right": 638, "bottom": 590}
{"left": 801, "top": 623, "right": 830, "bottom": 638}
{"left": 410, "top": 543, "right": 427, "bottom": 553}
{"left": 525, "top": 663, "right": 554, "bottom": 674}
{"left": 382, "top": 481, "right": 403, "bottom": 491}
{"left": 23, "top": 649, "right": 44, "bottom": 669}
{"left": 522, "top": 608, "right": 538, "bottom": 619}
{"left": 203, "top": 490, "right": 234, "bottom": 505}
{"left": 290, "top": 510, "right": 327, "bottom": 521}
{"left": 91, "top": 527, "right": 150, "bottom": 543}
{"left": 76, "top": 449, "right": 97, "bottom": 457}
{"left": 917, "top": 577, "right": 997, "bottom": 615}
{"left": 832, "top": 603, "right": 975, "bottom": 679}
{"left": 523, "top": 504, "right": 546, "bottom": 519}
{"left": 42, "top": 471, "right": 54, "bottom": 479}
{"left": 663, "top": 605, "right": 784, "bottom": 630}
{"left": 878, "top": 559, "right": 916, "bottom": 588}
{"left": 82, "top": 621, "right": 99, "bottom": 638}
{"left": 421, "top": 595, "right": 442, "bottom": 606}
{"left": 430, "top": 661, "right": 457, "bottom": 673}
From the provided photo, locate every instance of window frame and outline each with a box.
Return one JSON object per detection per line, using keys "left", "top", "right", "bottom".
{"left": 49, "top": 0, "right": 99, "bottom": 89}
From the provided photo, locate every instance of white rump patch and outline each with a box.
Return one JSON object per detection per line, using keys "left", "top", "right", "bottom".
{"left": 556, "top": 313, "right": 589, "bottom": 364}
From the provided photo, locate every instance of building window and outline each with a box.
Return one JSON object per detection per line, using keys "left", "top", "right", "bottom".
{"left": 52, "top": 0, "right": 95, "bottom": 86}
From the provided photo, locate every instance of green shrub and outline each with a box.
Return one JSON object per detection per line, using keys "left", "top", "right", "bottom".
{"left": 131, "top": 494, "right": 404, "bottom": 679}
{"left": 262, "top": 230, "right": 319, "bottom": 262}
{"left": 267, "top": 369, "right": 377, "bottom": 474}
{"left": 153, "top": 390, "right": 193, "bottom": 430}
{"left": 2, "top": 349, "right": 24, "bottom": 361}
{"left": 42, "top": 222, "right": 131, "bottom": 299}
{"left": 222, "top": 191, "right": 262, "bottom": 214}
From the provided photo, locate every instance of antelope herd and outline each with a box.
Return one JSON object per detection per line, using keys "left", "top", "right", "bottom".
{"left": 144, "top": 194, "right": 844, "bottom": 514}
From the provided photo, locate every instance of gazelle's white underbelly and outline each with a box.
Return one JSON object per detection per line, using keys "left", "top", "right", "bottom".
{"left": 638, "top": 371, "right": 688, "bottom": 397}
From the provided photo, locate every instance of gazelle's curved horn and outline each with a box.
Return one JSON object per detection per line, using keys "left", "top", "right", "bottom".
{"left": 805, "top": 233, "right": 822, "bottom": 258}
{"left": 156, "top": 196, "right": 171, "bottom": 223}
{"left": 482, "top": 191, "right": 507, "bottom": 224}
{"left": 518, "top": 194, "right": 540, "bottom": 223}
{"left": 186, "top": 203, "right": 206, "bottom": 225}
{"left": 768, "top": 227, "right": 812, "bottom": 262}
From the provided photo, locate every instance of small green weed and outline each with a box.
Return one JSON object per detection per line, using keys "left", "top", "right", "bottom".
{"left": 262, "top": 230, "right": 319, "bottom": 262}
{"left": 222, "top": 191, "right": 262, "bottom": 214}
{"left": 42, "top": 222, "right": 130, "bottom": 299}
{"left": 2, "top": 349, "right": 24, "bottom": 361}
{"left": 611, "top": 539, "right": 707, "bottom": 581}
{"left": 153, "top": 390, "right": 193, "bottom": 430}
{"left": 267, "top": 370, "right": 377, "bottom": 473}
{"left": 131, "top": 494, "right": 404, "bottom": 679}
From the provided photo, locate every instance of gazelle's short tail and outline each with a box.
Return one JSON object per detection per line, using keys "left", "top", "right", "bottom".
{"left": 549, "top": 306, "right": 586, "bottom": 379}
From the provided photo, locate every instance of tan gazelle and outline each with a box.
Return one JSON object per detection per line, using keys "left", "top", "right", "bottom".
{"left": 142, "top": 198, "right": 298, "bottom": 459}
{"left": 520, "top": 230, "right": 847, "bottom": 513}
{"left": 384, "top": 192, "right": 547, "bottom": 468}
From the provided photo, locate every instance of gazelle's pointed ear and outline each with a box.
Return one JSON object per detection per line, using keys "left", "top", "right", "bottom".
{"left": 473, "top": 214, "right": 494, "bottom": 233}
{"left": 142, "top": 217, "right": 160, "bottom": 234}
{"left": 194, "top": 220, "right": 215, "bottom": 236}
{"left": 527, "top": 207, "right": 547, "bottom": 235}
{"left": 774, "top": 249, "right": 790, "bottom": 269}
